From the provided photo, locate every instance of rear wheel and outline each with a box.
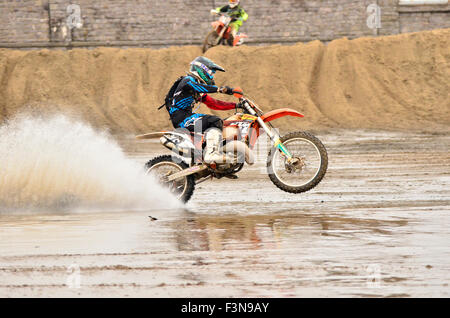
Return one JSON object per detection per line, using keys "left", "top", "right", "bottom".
{"left": 267, "top": 131, "right": 328, "bottom": 193}
{"left": 145, "top": 155, "right": 195, "bottom": 203}
{"left": 203, "top": 30, "right": 220, "bottom": 53}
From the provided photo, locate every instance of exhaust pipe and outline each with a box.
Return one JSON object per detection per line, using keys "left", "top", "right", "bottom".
{"left": 223, "top": 140, "right": 255, "bottom": 165}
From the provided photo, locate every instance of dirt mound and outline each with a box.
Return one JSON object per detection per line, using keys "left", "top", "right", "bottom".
{"left": 0, "top": 29, "right": 449, "bottom": 133}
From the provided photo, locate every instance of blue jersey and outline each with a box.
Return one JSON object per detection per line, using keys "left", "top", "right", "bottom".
{"left": 169, "top": 75, "right": 219, "bottom": 127}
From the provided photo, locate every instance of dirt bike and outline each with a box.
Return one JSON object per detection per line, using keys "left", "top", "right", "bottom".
{"left": 136, "top": 89, "right": 328, "bottom": 203}
{"left": 202, "top": 12, "right": 248, "bottom": 53}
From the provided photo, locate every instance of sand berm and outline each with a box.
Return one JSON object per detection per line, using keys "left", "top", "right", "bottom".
{"left": 0, "top": 29, "right": 449, "bottom": 133}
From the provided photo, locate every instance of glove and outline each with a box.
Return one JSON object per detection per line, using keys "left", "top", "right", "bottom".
{"left": 219, "top": 86, "right": 234, "bottom": 95}
{"left": 210, "top": 9, "right": 217, "bottom": 15}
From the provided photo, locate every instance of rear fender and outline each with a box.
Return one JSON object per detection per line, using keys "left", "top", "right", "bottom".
{"left": 136, "top": 132, "right": 169, "bottom": 140}
{"left": 234, "top": 33, "right": 248, "bottom": 46}
{"left": 136, "top": 131, "right": 197, "bottom": 149}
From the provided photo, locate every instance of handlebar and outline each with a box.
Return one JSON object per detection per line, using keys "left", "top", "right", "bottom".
{"left": 234, "top": 92, "right": 264, "bottom": 116}
{"left": 212, "top": 11, "right": 235, "bottom": 19}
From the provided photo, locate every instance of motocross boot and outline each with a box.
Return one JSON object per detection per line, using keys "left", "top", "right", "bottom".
{"left": 203, "top": 129, "right": 236, "bottom": 164}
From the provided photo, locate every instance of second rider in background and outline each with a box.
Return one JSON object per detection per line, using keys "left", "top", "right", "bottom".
{"left": 211, "top": 0, "right": 249, "bottom": 46}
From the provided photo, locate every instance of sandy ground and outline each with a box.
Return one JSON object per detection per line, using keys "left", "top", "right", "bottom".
{"left": 1, "top": 29, "right": 449, "bottom": 133}
{"left": 0, "top": 129, "right": 449, "bottom": 297}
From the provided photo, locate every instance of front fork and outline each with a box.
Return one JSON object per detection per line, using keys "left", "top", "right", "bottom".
{"left": 216, "top": 23, "right": 228, "bottom": 45}
{"left": 256, "top": 117, "right": 295, "bottom": 163}
{"left": 241, "top": 99, "right": 295, "bottom": 162}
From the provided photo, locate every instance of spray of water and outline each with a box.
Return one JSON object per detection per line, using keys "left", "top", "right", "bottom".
{"left": 0, "top": 114, "right": 181, "bottom": 213}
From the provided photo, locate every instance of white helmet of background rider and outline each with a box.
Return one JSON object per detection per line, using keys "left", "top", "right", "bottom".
{"left": 229, "top": 0, "right": 240, "bottom": 9}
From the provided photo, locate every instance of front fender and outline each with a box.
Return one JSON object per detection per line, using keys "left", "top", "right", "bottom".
{"left": 211, "top": 21, "right": 223, "bottom": 29}
{"left": 247, "top": 109, "right": 304, "bottom": 148}
{"left": 260, "top": 108, "right": 304, "bottom": 123}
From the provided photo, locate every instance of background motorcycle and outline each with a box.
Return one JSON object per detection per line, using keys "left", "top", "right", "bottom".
{"left": 203, "top": 12, "right": 248, "bottom": 53}
{"left": 137, "top": 89, "right": 328, "bottom": 203}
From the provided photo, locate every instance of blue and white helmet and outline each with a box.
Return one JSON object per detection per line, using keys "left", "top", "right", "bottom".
{"left": 189, "top": 56, "right": 225, "bottom": 86}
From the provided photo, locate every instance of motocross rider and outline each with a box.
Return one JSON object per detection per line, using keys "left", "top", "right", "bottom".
{"left": 167, "top": 56, "right": 238, "bottom": 164}
{"left": 211, "top": 0, "right": 249, "bottom": 45}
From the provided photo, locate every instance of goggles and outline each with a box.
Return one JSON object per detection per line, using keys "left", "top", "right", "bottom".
{"left": 191, "top": 61, "right": 215, "bottom": 78}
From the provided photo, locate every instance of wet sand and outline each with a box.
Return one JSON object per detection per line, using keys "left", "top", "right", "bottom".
{"left": 0, "top": 130, "right": 449, "bottom": 297}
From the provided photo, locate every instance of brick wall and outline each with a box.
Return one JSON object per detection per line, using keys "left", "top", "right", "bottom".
{"left": 48, "top": 0, "right": 216, "bottom": 44}
{"left": 0, "top": 0, "right": 448, "bottom": 48}
{"left": 241, "top": 0, "right": 383, "bottom": 42}
{"left": 398, "top": 2, "right": 450, "bottom": 33}
{"left": 0, "top": 0, "right": 49, "bottom": 43}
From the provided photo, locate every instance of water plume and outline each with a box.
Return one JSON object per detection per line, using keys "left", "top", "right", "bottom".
{"left": 0, "top": 114, "right": 181, "bottom": 213}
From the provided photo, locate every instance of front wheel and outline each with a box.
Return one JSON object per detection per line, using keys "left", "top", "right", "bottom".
{"left": 267, "top": 131, "right": 328, "bottom": 193}
{"left": 203, "top": 30, "right": 220, "bottom": 53}
{"left": 145, "top": 155, "right": 195, "bottom": 203}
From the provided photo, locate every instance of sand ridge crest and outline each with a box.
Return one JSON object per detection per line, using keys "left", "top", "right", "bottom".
{"left": 0, "top": 29, "right": 449, "bottom": 133}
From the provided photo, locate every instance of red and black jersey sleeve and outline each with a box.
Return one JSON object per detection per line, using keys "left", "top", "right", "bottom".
{"left": 201, "top": 94, "right": 236, "bottom": 111}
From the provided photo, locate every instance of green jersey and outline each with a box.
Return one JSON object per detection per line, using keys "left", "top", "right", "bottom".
{"left": 215, "top": 4, "right": 249, "bottom": 29}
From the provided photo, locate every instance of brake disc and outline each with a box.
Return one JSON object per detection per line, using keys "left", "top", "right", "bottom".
{"left": 285, "top": 157, "right": 305, "bottom": 173}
